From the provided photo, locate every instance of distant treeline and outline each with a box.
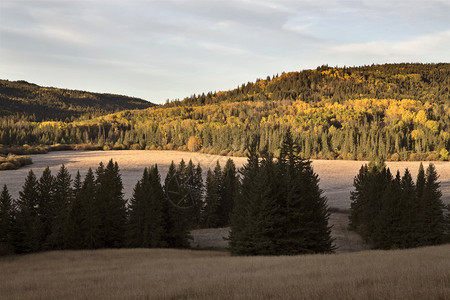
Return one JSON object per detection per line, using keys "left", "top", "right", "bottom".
{"left": 0, "top": 64, "right": 448, "bottom": 161}
{"left": 170, "top": 63, "right": 449, "bottom": 106}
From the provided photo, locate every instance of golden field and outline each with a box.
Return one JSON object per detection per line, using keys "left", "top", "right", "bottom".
{"left": 0, "top": 245, "right": 449, "bottom": 299}
{"left": 0, "top": 150, "right": 448, "bottom": 209}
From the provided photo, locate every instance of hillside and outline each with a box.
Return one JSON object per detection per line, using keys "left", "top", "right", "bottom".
{"left": 170, "top": 63, "right": 449, "bottom": 106}
{"left": 0, "top": 63, "right": 449, "bottom": 161}
{"left": 0, "top": 245, "right": 449, "bottom": 299}
{"left": 0, "top": 80, "right": 154, "bottom": 121}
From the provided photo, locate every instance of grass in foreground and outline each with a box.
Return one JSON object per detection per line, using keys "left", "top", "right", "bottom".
{"left": 1, "top": 245, "right": 449, "bottom": 299}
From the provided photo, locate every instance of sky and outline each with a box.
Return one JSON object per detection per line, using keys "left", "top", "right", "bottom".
{"left": 0, "top": 0, "right": 449, "bottom": 104}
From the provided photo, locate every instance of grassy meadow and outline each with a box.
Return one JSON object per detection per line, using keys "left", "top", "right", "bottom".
{"left": 0, "top": 245, "right": 449, "bottom": 299}
{"left": 1, "top": 150, "right": 448, "bottom": 209}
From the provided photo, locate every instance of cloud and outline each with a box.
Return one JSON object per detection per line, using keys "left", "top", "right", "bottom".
{"left": 330, "top": 30, "right": 450, "bottom": 59}
{"left": 0, "top": 0, "right": 449, "bottom": 102}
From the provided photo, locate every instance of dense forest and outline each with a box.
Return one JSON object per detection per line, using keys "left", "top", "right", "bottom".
{"left": 0, "top": 79, "right": 154, "bottom": 121}
{"left": 0, "top": 63, "right": 449, "bottom": 161}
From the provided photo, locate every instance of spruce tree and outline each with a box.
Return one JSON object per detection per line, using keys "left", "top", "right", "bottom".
{"left": 13, "top": 170, "right": 41, "bottom": 253}
{"left": 81, "top": 168, "right": 100, "bottom": 249}
{"left": 128, "top": 166, "right": 165, "bottom": 248}
{"left": 203, "top": 168, "right": 220, "bottom": 228}
{"left": 230, "top": 131, "right": 335, "bottom": 256}
{"left": 219, "top": 159, "right": 239, "bottom": 226}
{"left": 96, "top": 160, "right": 126, "bottom": 248}
{"left": 65, "top": 171, "right": 84, "bottom": 249}
{"left": 37, "top": 166, "right": 56, "bottom": 248}
{"left": 0, "top": 185, "right": 14, "bottom": 254}
{"left": 373, "top": 171, "right": 402, "bottom": 249}
{"left": 162, "top": 161, "right": 190, "bottom": 248}
{"left": 419, "top": 164, "right": 445, "bottom": 246}
{"left": 349, "top": 160, "right": 392, "bottom": 242}
{"left": 229, "top": 144, "right": 261, "bottom": 255}
{"left": 416, "top": 163, "right": 425, "bottom": 200}
{"left": 398, "top": 169, "right": 417, "bottom": 248}
{"left": 46, "top": 165, "right": 72, "bottom": 249}
{"left": 277, "top": 130, "right": 334, "bottom": 254}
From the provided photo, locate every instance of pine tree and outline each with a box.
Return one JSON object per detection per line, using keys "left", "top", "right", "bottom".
{"left": 13, "top": 170, "right": 41, "bottom": 253}
{"left": 349, "top": 159, "right": 392, "bottom": 242}
{"left": 37, "top": 166, "right": 56, "bottom": 248}
{"left": 229, "top": 144, "right": 261, "bottom": 255}
{"left": 46, "top": 165, "right": 72, "bottom": 249}
{"left": 419, "top": 164, "right": 445, "bottom": 246}
{"left": 373, "top": 171, "right": 402, "bottom": 249}
{"left": 127, "top": 166, "right": 165, "bottom": 248}
{"left": 219, "top": 159, "right": 238, "bottom": 226}
{"left": 230, "top": 131, "right": 333, "bottom": 256}
{"left": 277, "top": 130, "right": 334, "bottom": 254}
{"left": 65, "top": 171, "right": 84, "bottom": 249}
{"left": 416, "top": 163, "right": 425, "bottom": 200}
{"left": 96, "top": 160, "right": 126, "bottom": 248}
{"left": 81, "top": 168, "right": 100, "bottom": 249}
{"left": 0, "top": 185, "right": 14, "bottom": 254}
{"left": 203, "top": 168, "right": 221, "bottom": 228}
{"left": 162, "top": 161, "right": 190, "bottom": 248}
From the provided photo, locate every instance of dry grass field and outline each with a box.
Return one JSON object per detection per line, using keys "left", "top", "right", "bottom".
{"left": 0, "top": 245, "right": 449, "bottom": 299}
{"left": 0, "top": 150, "right": 448, "bottom": 209}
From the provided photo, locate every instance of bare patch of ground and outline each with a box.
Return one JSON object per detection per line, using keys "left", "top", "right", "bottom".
{"left": 190, "top": 211, "right": 369, "bottom": 253}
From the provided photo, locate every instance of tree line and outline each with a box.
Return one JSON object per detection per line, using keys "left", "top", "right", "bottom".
{"left": 0, "top": 132, "right": 448, "bottom": 255}
{"left": 349, "top": 160, "right": 449, "bottom": 249}
{"left": 0, "top": 158, "right": 241, "bottom": 255}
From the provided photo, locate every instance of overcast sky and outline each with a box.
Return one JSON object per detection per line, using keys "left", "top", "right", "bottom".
{"left": 0, "top": 0, "right": 449, "bottom": 103}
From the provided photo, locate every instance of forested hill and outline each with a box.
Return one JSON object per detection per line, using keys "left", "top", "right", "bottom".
{"left": 0, "top": 63, "right": 449, "bottom": 161}
{"left": 167, "top": 63, "right": 449, "bottom": 107}
{"left": 0, "top": 80, "right": 154, "bottom": 121}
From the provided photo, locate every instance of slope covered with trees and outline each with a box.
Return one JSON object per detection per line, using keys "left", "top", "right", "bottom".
{"left": 0, "top": 63, "right": 448, "bottom": 161}
{"left": 0, "top": 80, "right": 154, "bottom": 121}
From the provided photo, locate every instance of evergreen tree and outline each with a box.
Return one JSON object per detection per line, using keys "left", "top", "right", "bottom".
{"left": 13, "top": 170, "right": 41, "bottom": 253}
{"left": 277, "top": 130, "right": 334, "bottom": 254}
{"left": 96, "top": 160, "right": 126, "bottom": 248}
{"left": 349, "top": 159, "right": 392, "bottom": 242}
{"left": 203, "top": 168, "right": 221, "bottom": 228}
{"left": 81, "top": 168, "right": 101, "bottom": 249}
{"left": 37, "top": 166, "right": 56, "bottom": 248}
{"left": 373, "top": 171, "right": 402, "bottom": 249}
{"left": 416, "top": 163, "right": 425, "bottom": 200}
{"left": 127, "top": 166, "right": 165, "bottom": 248}
{"left": 0, "top": 185, "right": 14, "bottom": 254}
{"left": 419, "top": 164, "right": 445, "bottom": 246}
{"left": 219, "top": 159, "right": 239, "bottom": 226}
{"left": 65, "top": 171, "right": 84, "bottom": 249}
{"left": 230, "top": 131, "right": 334, "bottom": 255}
{"left": 46, "top": 165, "right": 72, "bottom": 249}
{"left": 162, "top": 161, "right": 190, "bottom": 248}
{"left": 229, "top": 144, "right": 261, "bottom": 255}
